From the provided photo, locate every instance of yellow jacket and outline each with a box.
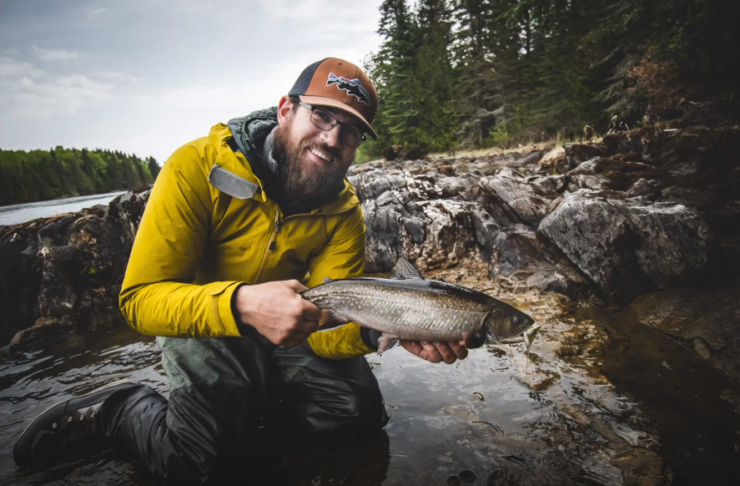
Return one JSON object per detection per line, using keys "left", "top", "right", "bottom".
{"left": 119, "top": 121, "right": 372, "bottom": 358}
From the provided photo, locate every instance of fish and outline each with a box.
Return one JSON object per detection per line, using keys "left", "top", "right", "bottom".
{"left": 301, "top": 258, "right": 539, "bottom": 354}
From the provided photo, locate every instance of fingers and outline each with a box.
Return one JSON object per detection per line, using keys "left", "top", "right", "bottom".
{"left": 447, "top": 341, "right": 469, "bottom": 361}
{"left": 284, "top": 279, "right": 309, "bottom": 293}
{"left": 400, "top": 340, "right": 469, "bottom": 364}
{"left": 301, "top": 298, "right": 322, "bottom": 323}
{"left": 399, "top": 340, "right": 424, "bottom": 356}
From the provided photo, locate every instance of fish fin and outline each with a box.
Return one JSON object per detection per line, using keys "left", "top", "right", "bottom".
{"left": 322, "top": 277, "right": 334, "bottom": 284}
{"left": 389, "top": 257, "right": 423, "bottom": 280}
{"left": 463, "top": 331, "right": 486, "bottom": 349}
{"left": 377, "top": 334, "right": 400, "bottom": 355}
{"left": 318, "top": 309, "right": 349, "bottom": 330}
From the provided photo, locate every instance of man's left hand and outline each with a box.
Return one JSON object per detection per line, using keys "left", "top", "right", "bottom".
{"left": 400, "top": 340, "right": 468, "bottom": 364}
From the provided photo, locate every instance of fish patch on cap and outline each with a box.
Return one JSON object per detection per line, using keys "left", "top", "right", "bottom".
{"left": 326, "top": 73, "right": 371, "bottom": 106}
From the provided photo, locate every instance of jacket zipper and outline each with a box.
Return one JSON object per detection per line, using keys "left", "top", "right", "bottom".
{"left": 255, "top": 211, "right": 282, "bottom": 284}
{"left": 252, "top": 206, "right": 345, "bottom": 284}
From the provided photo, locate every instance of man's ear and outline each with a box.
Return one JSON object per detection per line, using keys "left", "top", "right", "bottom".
{"left": 277, "top": 95, "right": 293, "bottom": 126}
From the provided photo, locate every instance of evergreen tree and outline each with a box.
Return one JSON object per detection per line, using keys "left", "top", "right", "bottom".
{"left": 147, "top": 157, "right": 161, "bottom": 180}
{"left": 365, "top": 0, "right": 420, "bottom": 156}
{"left": 122, "top": 156, "right": 141, "bottom": 189}
{"left": 452, "top": 0, "right": 498, "bottom": 146}
{"left": 413, "top": 0, "right": 457, "bottom": 151}
{"left": 106, "top": 154, "right": 123, "bottom": 190}
{"left": 0, "top": 147, "right": 157, "bottom": 205}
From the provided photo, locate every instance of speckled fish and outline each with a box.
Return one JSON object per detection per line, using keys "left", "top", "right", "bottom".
{"left": 301, "top": 258, "right": 539, "bottom": 354}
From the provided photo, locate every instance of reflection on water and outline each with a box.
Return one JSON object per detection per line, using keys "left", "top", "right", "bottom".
{"left": 1, "top": 302, "right": 739, "bottom": 485}
{"left": 0, "top": 192, "right": 126, "bottom": 226}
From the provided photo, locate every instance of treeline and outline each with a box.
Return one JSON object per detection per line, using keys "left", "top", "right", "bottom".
{"left": 0, "top": 147, "right": 161, "bottom": 205}
{"left": 361, "top": 0, "right": 740, "bottom": 157}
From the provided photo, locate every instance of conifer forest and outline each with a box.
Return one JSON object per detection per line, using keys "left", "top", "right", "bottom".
{"left": 0, "top": 148, "right": 160, "bottom": 205}
{"left": 3, "top": 0, "right": 738, "bottom": 203}
{"left": 360, "top": 0, "right": 739, "bottom": 158}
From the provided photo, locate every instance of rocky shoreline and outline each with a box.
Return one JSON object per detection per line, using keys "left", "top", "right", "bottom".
{"left": 1, "top": 124, "right": 739, "bottom": 381}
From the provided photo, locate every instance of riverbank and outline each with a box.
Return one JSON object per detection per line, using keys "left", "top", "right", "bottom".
{"left": 0, "top": 121, "right": 739, "bottom": 484}
{"left": 0, "top": 191, "right": 126, "bottom": 227}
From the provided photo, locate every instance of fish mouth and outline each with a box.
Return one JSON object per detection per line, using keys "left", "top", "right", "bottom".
{"left": 496, "top": 323, "right": 541, "bottom": 347}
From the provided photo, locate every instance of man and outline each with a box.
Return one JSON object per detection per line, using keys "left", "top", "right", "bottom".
{"left": 13, "top": 58, "right": 468, "bottom": 484}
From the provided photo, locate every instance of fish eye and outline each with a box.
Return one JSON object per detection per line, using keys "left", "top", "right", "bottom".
{"left": 513, "top": 316, "right": 521, "bottom": 324}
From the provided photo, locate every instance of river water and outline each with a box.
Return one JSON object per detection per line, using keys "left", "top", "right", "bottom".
{"left": 1, "top": 288, "right": 739, "bottom": 485}
{"left": 0, "top": 192, "right": 126, "bottom": 227}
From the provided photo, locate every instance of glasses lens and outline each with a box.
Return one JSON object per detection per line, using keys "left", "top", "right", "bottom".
{"left": 309, "top": 106, "right": 365, "bottom": 148}
{"left": 311, "top": 109, "right": 334, "bottom": 130}
{"left": 342, "top": 128, "right": 363, "bottom": 148}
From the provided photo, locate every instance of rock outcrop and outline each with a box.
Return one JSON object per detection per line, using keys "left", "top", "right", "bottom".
{"left": 0, "top": 187, "right": 151, "bottom": 352}
{"left": 1, "top": 125, "right": 739, "bottom": 379}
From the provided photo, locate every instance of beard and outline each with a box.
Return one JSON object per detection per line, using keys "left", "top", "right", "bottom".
{"left": 272, "top": 118, "right": 350, "bottom": 204}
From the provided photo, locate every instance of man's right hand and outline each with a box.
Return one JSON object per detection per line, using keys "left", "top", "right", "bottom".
{"left": 233, "top": 280, "right": 321, "bottom": 347}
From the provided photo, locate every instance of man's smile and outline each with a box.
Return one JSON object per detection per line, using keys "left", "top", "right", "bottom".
{"left": 308, "top": 146, "right": 333, "bottom": 164}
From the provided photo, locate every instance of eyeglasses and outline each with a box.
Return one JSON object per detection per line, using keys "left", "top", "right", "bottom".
{"left": 298, "top": 101, "right": 367, "bottom": 148}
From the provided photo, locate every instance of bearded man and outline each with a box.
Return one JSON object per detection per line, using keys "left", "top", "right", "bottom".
{"left": 13, "top": 58, "right": 468, "bottom": 484}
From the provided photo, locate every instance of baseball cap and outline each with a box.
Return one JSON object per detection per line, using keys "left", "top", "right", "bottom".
{"left": 289, "top": 58, "right": 378, "bottom": 140}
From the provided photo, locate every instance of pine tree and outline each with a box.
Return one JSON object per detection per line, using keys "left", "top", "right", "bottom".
{"left": 365, "top": 0, "right": 420, "bottom": 156}
{"left": 122, "top": 156, "right": 141, "bottom": 189}
{"left": 414, "top": 0, "right": 457, "bottom": 151}
{"left": 147, "top": 157, "right": 161, "bottom": 180}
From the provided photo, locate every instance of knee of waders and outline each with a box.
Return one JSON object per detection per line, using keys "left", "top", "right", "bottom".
{"left": 301, "top": 383, "right": 389, "bottom": 437}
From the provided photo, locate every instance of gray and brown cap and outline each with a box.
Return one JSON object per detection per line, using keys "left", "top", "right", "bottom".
{"left": 289, "top": 57, "right": 378, "bottom": 139}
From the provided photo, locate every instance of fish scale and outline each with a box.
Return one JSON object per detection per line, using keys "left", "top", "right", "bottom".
{"left": 306, "top": 279, "right": 496, "bottom": 341}
{"left": 301, "top": 258, "right": 537, "bottom": 350}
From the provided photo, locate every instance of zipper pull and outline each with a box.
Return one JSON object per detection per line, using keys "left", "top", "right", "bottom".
{"left": 275, "top": 219, "right": 282, "bottom": 233}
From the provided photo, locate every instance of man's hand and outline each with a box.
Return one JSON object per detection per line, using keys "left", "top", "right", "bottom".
{"left": 234, "top": 280, "right": 321, "bottom": 347}
{"left": 400, "top": 339, "right": 468, "bottom": 364}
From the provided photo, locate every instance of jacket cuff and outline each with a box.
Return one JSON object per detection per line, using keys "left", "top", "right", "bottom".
{"left": 307, "top": 323, "right": 374, "bottom": 359}
{"left": 214, "top": 281, "right": 246, "bottom": 337}
{"left": 229, "top": 283, "right": 252, "bottom": 336}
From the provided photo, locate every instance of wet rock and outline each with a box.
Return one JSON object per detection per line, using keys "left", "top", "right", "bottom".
{"left": 602, "top": 133, "right": 644, "bottom": 155}
{"left": 609, "top": 447, "right": 664, "bottom": 486}
{"left": 630, "top": 286, "right": 740, "bottom": 379}
{"left": 539, "top": 190, "right": 713, "bottom": 304}
{"left": 529, "top": 174, "right": 567, "bottom": 193}
{"left": 538, "top": 190, "right": 649, "bottom": 304}
{"left": 481, "top": 168, "right": 559, "bottom": 225}
{"left": 563, "top": 143, "right": 605, "bottom": 170}
{"left": 2, "top": 124, "right": 737, "bottom": 362}
{"left": 539, "top": 146, "right": 567, "bottom": 171}
{"left": 0, "top": 224, "right": 42, "bottom": 344}
{"left": 0, "top": 189, "right": 150, "bottom": 348}
{"left": 509, "top": 151, "right": 543, "bottom": 167}
{"left": 566, "top": 157, "right": 652, "bottom": 192}
{"left": 622, "top": 202, "right": 711, "bottom": 289}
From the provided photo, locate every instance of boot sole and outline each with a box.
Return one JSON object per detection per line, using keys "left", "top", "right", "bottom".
{"left": 15, "top": 378, "right": 138, "bottom": 453}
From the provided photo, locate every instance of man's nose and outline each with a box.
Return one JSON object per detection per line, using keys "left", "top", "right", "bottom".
{"left": 320, "top": 124, "right": 342, "bottom": 147}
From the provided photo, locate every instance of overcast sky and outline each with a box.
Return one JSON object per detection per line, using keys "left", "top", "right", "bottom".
{"left": 0, "top": 0, "right": 383, "bottom": 163}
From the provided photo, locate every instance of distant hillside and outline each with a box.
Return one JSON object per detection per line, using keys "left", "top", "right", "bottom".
{"left": 0, "top": 147, "right": 161, "bottom": 205}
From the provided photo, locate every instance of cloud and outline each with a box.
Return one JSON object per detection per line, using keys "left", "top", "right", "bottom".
{"left": 87, "top": 8, "right": 107, "bottom": 19}
{"left": 98, "top": 70, "right": 145, "bottom": 83}
{"left": 10, "top": 75, "right": 113, "bottom": 118}
{"left": 0, "top": 56, "right": 45, "bottom": 78}
{"left": 1, "top": 57, "right": 114, "bottom": 119}
{"left": 34, "top": 46, "right": 80, "bottom": 61}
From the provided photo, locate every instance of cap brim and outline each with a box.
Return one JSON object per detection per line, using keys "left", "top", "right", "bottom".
{"left": 299, "top": 95, "right": 378, "bottom": 140}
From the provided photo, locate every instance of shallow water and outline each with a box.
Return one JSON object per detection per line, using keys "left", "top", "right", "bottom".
{"left": 0, "top": 302, "right": 739, "bottom": 485}
{"left": 0, "top": 192, "right": 125, "bottom": 227}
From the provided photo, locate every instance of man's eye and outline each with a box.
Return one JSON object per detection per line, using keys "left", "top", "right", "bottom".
{"left": 315, "top": 110, "right": 333, "bottom": 123}
{"left": 346, "top": 128, "right": 362, "bottom": 141}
